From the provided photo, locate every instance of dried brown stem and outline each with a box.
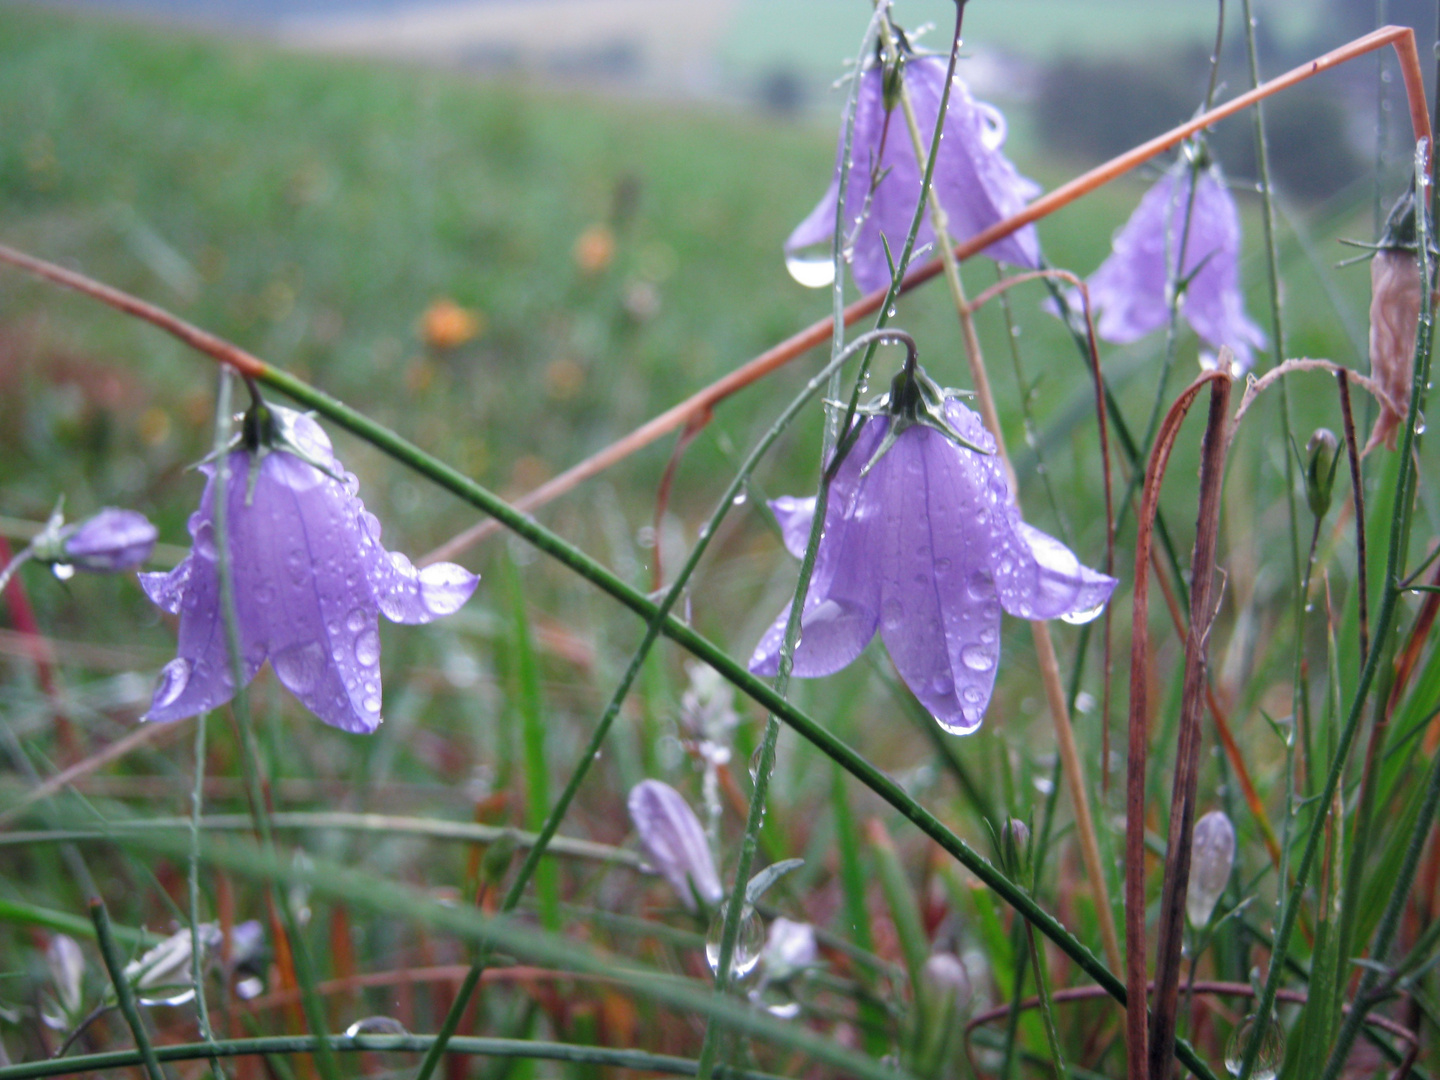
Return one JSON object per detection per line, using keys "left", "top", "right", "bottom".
{"left": 1147, "top": 374, "right": 1232, "bottom": 1080}
{"left": 1125, "top": 368, "right": 1231, "bottom": 1080}
{"left": 1337, "top": 370, "right": 1370, "bottom": 665}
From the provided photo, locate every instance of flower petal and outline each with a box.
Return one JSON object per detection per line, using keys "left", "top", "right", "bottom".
{"left": 876, "top": 426, "right": 999, "bottom": 735}
{"left": 997, "top": 521, "right": 1118, "bottom": 622}
{"left": 359, "top": 510, "right": 479, "bottom": 625}
{"left": 628, "top": 779, "right": 722, "bottom": 911}
{"left": 769, "top": 495, "right": 817, "bottom": 560}
{"left": 244, "top": 452, "right": 387, "bottom": 733}
{"left": 1178, "top": 166, "right": 1266, "bottom": 371}
{"left": 143, "top": 480, "right": 262, "bottom": 724}
{"left": 749, "top": 420, "right": 886, "bottom": 678}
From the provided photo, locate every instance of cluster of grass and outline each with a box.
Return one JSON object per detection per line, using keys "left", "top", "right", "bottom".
{"left": 1, "top": 2, "right": 1437, "bottom": 1079}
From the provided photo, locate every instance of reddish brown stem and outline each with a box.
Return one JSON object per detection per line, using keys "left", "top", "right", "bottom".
{"left": 1148, "top": 375, "right": 1232, "bottom": 1080}
{"left": 1125, "top": 369, "right": 1231, "bottom": 1080}
{"left": 1337, "top": 370, "right": 1369, "bottom": 666}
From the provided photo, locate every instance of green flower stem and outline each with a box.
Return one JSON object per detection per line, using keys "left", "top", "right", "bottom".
{"left": 253, "top": 360, "right": 1219, "bottom": 1080}
{"left": 0, "top": 1034, "right": 791, "bottom": 1080}
{"left": 1235, "top": 139, "right": 1434, "bottom": 1080}
{"left": 413, "top": 328, "right": 905, "bottom": 1080}
{"left": 1025, "top": 921, "right": 1070, "bottom": 1080}
{"left": 0, "top": 813, "right": 642, "bottom": 867}
{"left": 88, "top": 898, "right": 166, "bottom": 1080}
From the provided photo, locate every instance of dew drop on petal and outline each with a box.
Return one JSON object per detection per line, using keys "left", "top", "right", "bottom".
{"left": 1060, "top": 600, "right": 1107, "bottom": 626}
{"left": 194, "top": 520, "right": 217, "bottom": 560}
{"left": 961, "top": 644, "right": 995, "bottom": 672}
{"left": 363, "top": 694, "right": 382, "bottom": 714}
{"left": 354, "top": 628, "right": 380, "bottom": 667}
{"left": 272, "top": 641, "right": 325, "bottom": 694}
{"left": 706, "top": 905, "right": 765, "bottom": 980}
{"left": 418, "top": 563, "right": 476, "bottom": 616}
{"left": 152, "top": 658, "right": 192, "bottom": 709}
{"left": 882, "top": 598, "right": 904, "bottom": 628}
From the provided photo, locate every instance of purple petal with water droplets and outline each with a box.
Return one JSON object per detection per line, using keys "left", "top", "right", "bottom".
{"left": 628, "top": 779, "right": 722, "bottom": 911}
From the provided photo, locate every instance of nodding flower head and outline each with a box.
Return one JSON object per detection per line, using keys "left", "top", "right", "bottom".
{"left": 785, "top": 46, "right": 1041, "bottom": 294}
{"left": 139, "top": 403, "right": 477, "bottom": 733}
{"left": 750, "top": 371, "right": 1115, "bottom": 735}
{"left": 627, "top": 779, "right": 723, "bottom": 912}
{"left": 1081, "top": 150, "right": 1265, "bottom": 372}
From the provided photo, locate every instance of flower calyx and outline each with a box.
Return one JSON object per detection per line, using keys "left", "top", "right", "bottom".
{"left": 859, "top": 362, "right": 988, "bottom": 476}
{"left": 217, "top": 384, "right": 344, "bottom": 503}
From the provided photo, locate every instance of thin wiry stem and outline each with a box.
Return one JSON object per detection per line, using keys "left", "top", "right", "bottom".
{"left": 89, "top": 899, "right": 166, "bottom": 1080}
{"left": 884, "top": 2, "right": 1121, "bottom": 977}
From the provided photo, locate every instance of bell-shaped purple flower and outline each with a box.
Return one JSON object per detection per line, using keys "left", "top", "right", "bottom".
{"left": 1083, "top": 156, "right": 1265, "bottom": 371}
{"left": 140, "top": 407, "right": 478, "bottom": 733}
{"left": 627, "top": 779, "right": 723, "bottom": 912}
{"left": 749, "top": 399, "right": 1115, "bottom": 735}
{"left": 61, "top": 509, "right": 158, "bottom": 572}
{"left": 786, "top": 54, "right": 1041, "bottom": 294}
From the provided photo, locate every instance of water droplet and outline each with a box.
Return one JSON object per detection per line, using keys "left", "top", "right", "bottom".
{"left": 344, "top": 1015, "right": 409, "bottom": 1038}
{"left": 272, "top": 641, "right": 324, "bottom": 694}
{"left": 51, "top": 563, "right": 75, "bottom": 581}
{"left": 1060, "top": 600, "right": 1106, "bottom": 626}
{"left": 934, "top": 557, "right": 952, "bottom": 572}
{"left": 194, "top": 520, "right": 217, "bottom": 560}
{"left": 354, "top": 629, "right": 380, "bottom": 667}
{"left": 362, "top": 694, "right": 382, "bottom": 714}
{"left": 419, "top": 563, "right": 476, "bottom": 616}
{"left": 346, "top": 607, "right": 367, "bottom": 633}
{"left": 749, "top": 744, "right": 765, "bottom": 783}
{"left": 1224, "top": 1015, "right": 1284, "bottom": 1080}
{"left": 706, "top": 905, "right": 765, "bottom": 980}
{"left": 152, "top": 658, "right": 192, "bottom": 709}
{"left": 961, "top": 645, "right": 994, "bottom": 672}
{"left": 766, "top": 999, "right": 802, "bottom": 1019}
{"left": 785, "top": 248, "right": 836, "bottom": 288}
{"left": 255, "top": 581, "right": 276, "bottom": 605}
{"left": 731, "top": 491, "right": 747, "bottom": 507}
{"left": 882, "top": 597, "right": 904, "bottom": 628}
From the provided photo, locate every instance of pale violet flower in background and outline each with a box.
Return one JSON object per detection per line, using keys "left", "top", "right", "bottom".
{"left": 1186, "top": 809, "right": 1236, "bottom": 928}
{"left": 762, "top": 917, "right": 817, "bottom": 981}
{"left": 785, "top": 51, "right": 1042, "bottom": 293}
{"left": 140, "top": 404, "right": 478, "bottom": 733}
{"left": 750, "top": 387, "right": 1115, "bottom": 735}
{"left": 61, "top": 509, "right": 157, "bottom": 572}
{"left": 1080, "top": 153, "right": 1265, "bottom": 371}
{"left": 627, "top": 779, "right": 723, "bottom": 912}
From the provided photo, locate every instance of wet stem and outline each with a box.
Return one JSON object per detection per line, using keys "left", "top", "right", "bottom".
{"left": 881, "top": 7, "right": 1123, "bottom": 979}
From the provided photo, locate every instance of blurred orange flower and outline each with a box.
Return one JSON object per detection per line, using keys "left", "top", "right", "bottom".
{"left": 573, "top": 223, "right": 615, "bottom": 275}
{"left": 421, "top": 299, "right": 484, "bottom": 350}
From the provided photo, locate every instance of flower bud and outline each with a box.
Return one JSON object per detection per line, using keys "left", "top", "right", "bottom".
{"left": 1304, "top": 429, "right": 1339, "bottom": 520}
{"left": 61, "top": 509, "right": 157, "bottom": 572}
{"left": 996, "top": 818, "right": 1032, "bottom": 881}
{"left": 628, "top": 780, "right": 723, "bottom": 912}
{"left": 47, "top": 934, "right": 85, "bottom": 1017}
{"left": 1186, "top": 810, "right": 1235, "bottom": 929}
{"left": 920, "top": 951, "right": 972, "bottom": 1013}
{"left": 762, "top": 917, "right": 817, "bottom": 980}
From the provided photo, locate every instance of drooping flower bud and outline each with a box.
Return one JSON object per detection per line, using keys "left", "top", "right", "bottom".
{"left": 920, "top": 951, "right": 972, "bottom": 1012}
{"left": 1367, "top": 187, "right": 1430, "bottom": 453}
{"left": 61, "top": 509, "right": 158, "bottom": 572}
{"left": 123, "top": 924, "right": 223, "bottom": 1007}
{"left": 1304, "top": 429, "right": 1339, "bottom": 520}
{"left": 1186, "top": 810, "right": 1236, "bottom": 929}
{"left": 627, "top": 780, "right": 723, "bottom": 912}
{"left": 46, "top": 934, "right": 85, "bottom": 1018}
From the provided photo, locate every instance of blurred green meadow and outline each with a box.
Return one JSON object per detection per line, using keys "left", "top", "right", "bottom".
{"left": 1, "top": 1, "right": 1435, "bottom": 1077}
